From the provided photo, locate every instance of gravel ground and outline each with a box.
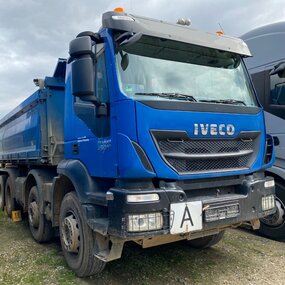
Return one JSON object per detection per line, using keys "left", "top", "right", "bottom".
{"left": 0, "top": 210, "right": 285, "bottom": 285}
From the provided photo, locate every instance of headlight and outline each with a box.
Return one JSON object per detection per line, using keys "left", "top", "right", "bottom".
{"left": 127, "top": 212, "right": 163, "bottom": 232}
{"left": 262, "top": 195, "right": 275, "bottom": 211}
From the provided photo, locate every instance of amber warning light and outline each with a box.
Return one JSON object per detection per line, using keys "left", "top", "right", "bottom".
{"left": 114, "top": 7, "right": 125, "bottom": 13}
{"left": 216, "top": 31, "right": 224, "bottom": 35}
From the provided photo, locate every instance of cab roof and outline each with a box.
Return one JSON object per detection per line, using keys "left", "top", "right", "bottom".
{"left": 102, "top": 11, "right": 251, "bottom": 57}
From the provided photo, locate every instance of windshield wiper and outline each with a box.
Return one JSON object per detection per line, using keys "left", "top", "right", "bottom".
{"left": 199, "top": 99, "right": 246, "bottom": 106}
{"left": 135, "top": 92, "right": 197, "bottom": 102}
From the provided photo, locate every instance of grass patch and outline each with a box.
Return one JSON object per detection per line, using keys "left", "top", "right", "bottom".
{"left": 1, "top": 212, "right": 285, "bottom": 285}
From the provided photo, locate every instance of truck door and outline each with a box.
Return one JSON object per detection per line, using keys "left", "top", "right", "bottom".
{"left": 69, "top": 43, "right": 116, "bottom": 177}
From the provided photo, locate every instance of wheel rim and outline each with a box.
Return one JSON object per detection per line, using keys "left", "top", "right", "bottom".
{"left": 61, "top": 213, "right": 80, "bottom": 253}
{"left": 28, "top": 200, "right": 40, "bottom": 228}
{"left": 261, "top": 197, "right": 285, "bottom": 227}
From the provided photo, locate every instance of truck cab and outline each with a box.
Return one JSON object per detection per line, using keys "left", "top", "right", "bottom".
{"left": 0, "top": 9, "right": 276, "bottom": 277}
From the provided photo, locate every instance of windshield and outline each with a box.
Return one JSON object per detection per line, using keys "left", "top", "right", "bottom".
{"left": 115, "top": 36, "right": 257, "bottom": 107}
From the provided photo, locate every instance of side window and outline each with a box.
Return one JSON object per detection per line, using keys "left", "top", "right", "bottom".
{"left": 96, "top": 46, "right": 109, "bottom": 103}
{"left": 270, "top": 73, "right": 285, "bottom": 105}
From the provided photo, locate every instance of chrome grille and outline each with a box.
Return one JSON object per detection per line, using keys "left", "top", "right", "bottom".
{"left": 159, "top": 140, "right": 253, "bottom": 154}
{"left": 151, "top": 130, "right": 259, "bottom": 174}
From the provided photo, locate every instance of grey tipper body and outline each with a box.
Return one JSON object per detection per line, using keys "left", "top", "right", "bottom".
{"left": 242, "top": 22, "right": 285, "bottom": 240}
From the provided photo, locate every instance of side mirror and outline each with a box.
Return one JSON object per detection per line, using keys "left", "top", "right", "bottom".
{"left": 69, "top": 36, "right": 99, "bottom": 105}
{"left": 120, "top": 51, "right": 129, "bottom": 71}
{"left": 71, "top": 57, "right": 94, "bottom": 97}
{"left": 69, "top": 36, "right": 93, "bottom": 58}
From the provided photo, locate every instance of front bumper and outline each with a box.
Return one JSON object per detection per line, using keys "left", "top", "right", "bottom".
{"left": 107, "top": 174, "right": 275, "bottom": 239}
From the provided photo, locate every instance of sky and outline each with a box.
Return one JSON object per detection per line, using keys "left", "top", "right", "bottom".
{"left": 0, "top": 0, "right": 284, "bottom": 118}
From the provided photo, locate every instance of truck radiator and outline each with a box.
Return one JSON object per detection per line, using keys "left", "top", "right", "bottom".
{"left": 151, "top": 130, "right": 260, "bottom": 174}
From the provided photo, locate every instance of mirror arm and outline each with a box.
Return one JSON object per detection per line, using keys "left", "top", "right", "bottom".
{"left": 115, "top": 32, "right": 143, "bottom": 52}
{"left": 96, "top": 103, "right": 108, "bottom": 117}
{"left": 76, "top": 31, "right": 101, "bottom": 43}
{"left": 80, "top": 95, "right": 101, "bottom": 107}
{"left": 270, "top": 62, "right": 285, "bottom": 76}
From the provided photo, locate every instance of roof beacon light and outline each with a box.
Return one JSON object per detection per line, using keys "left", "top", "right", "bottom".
{"left": 114, "top": 7, "right": 125, "bottom": 13}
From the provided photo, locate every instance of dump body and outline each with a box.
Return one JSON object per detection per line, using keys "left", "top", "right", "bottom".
{"left": 0, "top": 10, "right": 276, "bottom": 277}
{"left": 0, "top": 60, "right": 66, "bottom": 165}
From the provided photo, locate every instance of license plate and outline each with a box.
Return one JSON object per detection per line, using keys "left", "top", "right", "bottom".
{"left": 170, "top": 201, "right": 202, "bottom": 234}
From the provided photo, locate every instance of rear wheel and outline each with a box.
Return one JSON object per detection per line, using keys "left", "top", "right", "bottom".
{"left": 28, "top": 186, "right": 53, "bottom": 242}
{"left": 5, "top": 177, "right": 17, "bottom": 217}
{"left": 259, "top": 181, "right": 285, "bottom": 240}
{"left": 0, "top": 175, "right": 6, "bottom": 210}
{"left": 186, "top": 231, "right": 225, "bottom": 249}
{"left": 59, "top": 192, "right": 106, "bottom": 277}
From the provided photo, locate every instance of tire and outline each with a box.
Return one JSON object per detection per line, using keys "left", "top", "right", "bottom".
{"left": 4, "top": 177, "right": 17, "bottom": 217}
{"left": 28, "top": 186, "right": 53, "bottom": 242}
{"left": 186, "top": 231, "right": 225, "bottom": 249}
{"left": 258, "top": 181, "right": 285, "bottom": 240}
{"left": 0, "top": 175, "right": 7, "bottom": 210}
{"left": 59, "top": 192, "right": 106, "bottom": 277}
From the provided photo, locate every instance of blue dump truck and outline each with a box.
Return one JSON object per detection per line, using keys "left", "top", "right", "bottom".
{"left": 0, "top": 9, "right": 276, "bottom": 276}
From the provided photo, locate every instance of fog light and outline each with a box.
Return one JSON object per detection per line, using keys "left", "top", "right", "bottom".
{"left": 127, "top": 212, "right": 163, "bottom": 232}
{"left": 127, "top": 193, "right": 159, "bottom": 203}
{"left": 262, "top": 195, "right": 275, "bottom": 211}
{"left": 264, "top": 180, "right": 275, "bottom": 188}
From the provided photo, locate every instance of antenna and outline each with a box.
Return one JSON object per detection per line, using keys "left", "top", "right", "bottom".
{"left": 218, "top": 23, "right": 225, "bottom": 33}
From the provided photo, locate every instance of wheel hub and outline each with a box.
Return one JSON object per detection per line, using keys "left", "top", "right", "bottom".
{"left": 61, "top": 214, "right": 80, "bottom": 253}
{"left": 28, "top": 201, "right": 40, "bottom": 228}
{"left": 261, "top": 198, "right": 285, "bottom": 227}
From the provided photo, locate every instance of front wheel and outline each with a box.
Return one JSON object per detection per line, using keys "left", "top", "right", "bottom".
{"left": 258, "top": 181, "right": 285, "bottom": 240}
{"left": 59, "top": 192, "right": 106, "bottom": 277}
{"left": 186, "top": 231, "right": 225, "bottom": 249}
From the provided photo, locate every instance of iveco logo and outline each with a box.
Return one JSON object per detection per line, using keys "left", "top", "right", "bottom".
{"left": 194, "top": 123, "right": 235, "bottom": 136}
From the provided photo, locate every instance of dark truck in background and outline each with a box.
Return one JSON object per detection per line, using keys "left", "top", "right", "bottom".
{"left": 242, "top": 22, "right": 285, "bottom": 240}
{"left": 0, "top": 9, "right": 276, "bottom": 277}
